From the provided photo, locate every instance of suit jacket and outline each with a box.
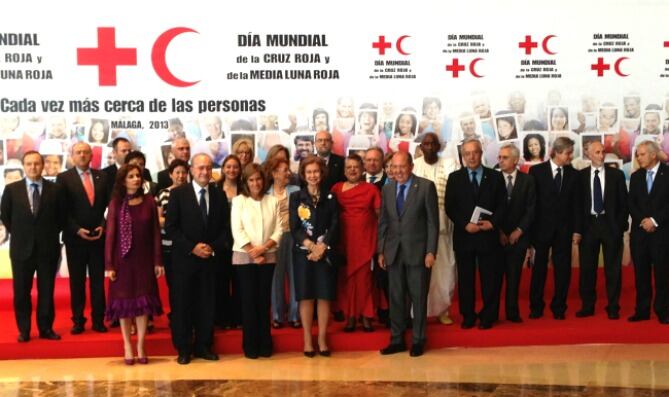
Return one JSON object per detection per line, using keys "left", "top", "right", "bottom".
{"left": 500, "top": 171, "right": 536, "bottom": 237}
{"left": 56, "top": 167, "right": 110, "bottom": 245}
{"left": 322, "top": 153, "right": 345, "bottom": 192}
{"left": 377, "top": 175, "right": 439, "bottom": 266}
{"left": 165, "top": 182, "right": 231, "bottom": 266}
{"left": 574, "top": 165, "right": 628, "bottom": 238}
{"left": 445, "top": 166, "right": 507, "bottom": 252}
{"left": 102, "top": 164, "right": 152, "bottom": 193}
{"left": 529, "top": 160, "right": 579, "bottom": 244}
{"left": 0, "top": 179, "right": 65, "bottom": 261}
{"left": 628, "top": 162, "right": 669, "bottom": 242}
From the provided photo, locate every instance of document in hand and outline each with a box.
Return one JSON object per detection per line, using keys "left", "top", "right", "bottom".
{"left": 470, "top": 206, "right": 493, "bottom": 224}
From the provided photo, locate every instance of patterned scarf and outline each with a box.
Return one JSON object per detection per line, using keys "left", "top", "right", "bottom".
{"left": 119, "top": 193, "right": 140, "bottom": 258}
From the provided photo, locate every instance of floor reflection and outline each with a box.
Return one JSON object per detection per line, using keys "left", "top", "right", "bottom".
{"left": 2, "top": 380, "right": 669, "bottom": 397}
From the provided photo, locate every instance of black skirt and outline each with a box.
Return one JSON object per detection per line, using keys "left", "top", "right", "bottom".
{"left": 293, "top": 249, "right": 337, "bottom": 301}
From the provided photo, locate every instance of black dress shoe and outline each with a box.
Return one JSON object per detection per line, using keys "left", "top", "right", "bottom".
{"left": 529, "top": 311, "right": 543, "bottom": 319}
{"left": 92, "top": 324, "right": 108, "bottom": 333}
{"left": 39, "top": 330, "right": 61, "bottom": 340}
{"left": 507, "top": 316, "right": 523, "bottom": 323}
{"left": 343, "top": 324, "right": 355, "bottom": 333}
{"left": 318, "top": 349, "right": 331, "bottom": 357}
{"left": 17, "top": 333, "right": 30, "bottom": 343}
{"left": 478, "top": 321, "right": 493, "bottom": 330}
{"left": 575, "top": 309, "right": 594, "bottom": 318}
{"left": 194, "top": 350, "right": 219, "bottom": 361}
{"left": 177, "top": 353, "right": 191, "bottom": 365}
{"left": 380, "top": 343, "right": 406, "bottom": 355}
{"left": 607, "top": 312, "right": 620, "bottom": 320}
{"left": 553, "top": 313, "right": 566, "bottom": 320}
{"left": 244, "top": 352, "right": 259, "bottom": 359}
{"left": 628, "top": 313, "right": 650, "bottom": 322}
{"left": 70, "top": 324, "right": 85, "bottom": 335}
{"left": 461, "top": 318, "right": 476, "bottom": 329}
{"left": 303, "top": 350, "right": 316, "bottom": 358}
{"left": 659, "top": 316, "right": 669, "bottom": 325}
{"left": 409, "top": 343, "right": 424, "bottom": 357}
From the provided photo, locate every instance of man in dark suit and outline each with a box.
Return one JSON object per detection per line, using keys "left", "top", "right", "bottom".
{"left": 496, "top": 143, "right": 535, "bottom": 323}
{"left": 378, "top": 151, "right": 438, "bottom": 357}
{"left": 529, "top": 136, "right": 579, "bottom": 320}
{"left": 157, "top": 137, "right": 191, "bottom": 191}
{"left": 574, "top": 141, "right": 628, "bottom": 320}
{"left": 56, "top": 142, "right": 110, "bottom": 334}
{"left": 364, "top": 147, "right": 387, "bottom": 188}
{"left": 166, "top": 153, "right": 232, "bottom": 364}
{"left": 1, "top": 151, "right": 65, "bottom": 342}
{"left": 628, "top": 140, "right": 669, "bottom": 323}
{"left": 102, "top": 137, "right": 151, "bottom": 193}
{"left": 315, "top": 131, "right": 345, "bottom": 192}
{"left": 363, "top": 146, "right": 389, "bottom": 325}
{"left": 446, "top": 138, "right": 507, "bottom": 330}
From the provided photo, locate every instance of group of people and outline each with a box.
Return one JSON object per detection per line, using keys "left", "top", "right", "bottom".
{"left": 4, "top": 127, "right": 668, "bottom": 363}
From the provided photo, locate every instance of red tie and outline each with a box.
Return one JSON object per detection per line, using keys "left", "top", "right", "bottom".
{"left": 82, "top": 170, "right": 95, "bottom": 206}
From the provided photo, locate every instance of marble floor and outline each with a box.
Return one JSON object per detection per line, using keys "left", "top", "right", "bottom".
{"left": 2, "top": 344, "right": 669, "bottom": 396}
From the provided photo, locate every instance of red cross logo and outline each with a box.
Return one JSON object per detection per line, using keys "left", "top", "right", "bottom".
{"left": 77, "top": 27, "right": 137, "bottom": 86}
{"left": 519, "top": 35, "right": 538, "bottom": 55}
{"left": 372, "top": 35, "right": 392, "bottom": 55}
{"left": 445, "top": 59, "right": 466, "bottom": 77}
{"left": 591, "top": 57, "right": 610, "bottom": 77}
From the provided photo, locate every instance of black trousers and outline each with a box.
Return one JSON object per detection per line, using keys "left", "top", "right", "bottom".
{"left": 215, "top": 251, "right": 241, "bottom": 327}
{"left": 630, "top": 233, "right": 669, "bottom": 317}
{"left": 388, "top": 249, "right": 431, "bottom": 345}
{"left": 237, "top": 263, "right": 275, "bottom": 356}
{"left": 170, "top": 258, "right": 216, "bottom": 355}
{"left": 455, "top": 248, "right": 500, "bottom": 324}
{"left": 11, "top": 251, "right": 59, "bottom": 335}
{"left": 65, "top": 240, "right": 105, "bottom": 326}
{"left": 497, "top": 238, "right": 529, "bottom": 319}
{"left": 530, "top": 232, "right": 572, "bottom": 316}
{"left": 579, "top": 215, "right": 622, "bottom": 314}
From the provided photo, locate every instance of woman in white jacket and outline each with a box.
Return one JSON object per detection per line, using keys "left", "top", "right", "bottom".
{"left": 231, "top": 163, "right": 283, "bottom": 359}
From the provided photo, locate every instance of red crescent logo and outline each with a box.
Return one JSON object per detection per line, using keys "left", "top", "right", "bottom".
{"left": 396, "top": 35, "right": 411, "bottom": 55}
{"left": 614, "top": 57, "right": 629, "bottom": 77}
{"left": 151, "top": 27, "right": 200, "bottom": 87}
{"left": 542, "top": 35, "right": 557, "bottom": 55}
{"left": 469, "top": 58, "right": 484, "bottom": 78}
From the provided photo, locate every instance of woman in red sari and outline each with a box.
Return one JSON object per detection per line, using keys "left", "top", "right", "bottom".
{"left": 332, "top": 154, "right": 381, "bottom": 332}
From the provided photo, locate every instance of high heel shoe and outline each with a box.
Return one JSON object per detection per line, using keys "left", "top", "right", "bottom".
{"left": 303, "top": 350, "right": 316, "bottom": 358}
{"left": 124, "top": 358, "right": 135, "bottom": 365}
{"left": 318, "top": 349, "right": 331, "bottom": 357}
{"left": 137, "top": 357, "right": 149, "bottom": 364}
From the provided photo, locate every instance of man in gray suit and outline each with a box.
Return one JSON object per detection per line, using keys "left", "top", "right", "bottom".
{"left": 378, "top": 151, "right": 439, "bottom": 357}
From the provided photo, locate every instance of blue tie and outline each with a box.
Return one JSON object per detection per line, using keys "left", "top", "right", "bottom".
{"left": 647, "top": 170, "right": 654, "bottom": 194}
{"left": 199, "top": 188, "right": 208, "bottom": 222}
{"left": 31, "top": 183, "right": 40, "bottom": 215}
{"left": 396, "top": 183, "right": 406, "bottom": 215}
{"left": 593, "top": 169, "right": 604, "bottom": 214}
{"left": 471, "top": 170, "right": 479, "bottom": 196}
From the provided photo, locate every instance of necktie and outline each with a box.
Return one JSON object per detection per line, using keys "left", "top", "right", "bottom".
{"left": 81, "top": 170, "right": 95, "bottom": 206}
{"left": 199, "top": 188, "right": 208, "bottom": 222}
{"left": 593, "top": 169, "right": 604, "bottom": 214}
{"left": 471, "top": 170, "right": 479, "bottom": 196}
{"left": 31, "top": 183, "right": 40, "bottom": 215}
{"left": 396, "top": 183, "right": 406, "bottom": 215}
{"left": 647, "top": 170, "right": 654, "bottom": 194}
{"left": 554, "top": 167, "right": 562, "bottom": 193}
{"left": 369, "top": 175, "right": 377, "bottom": 183}
{"left": 506, "top": 175, "right": 513, "bottom": 201}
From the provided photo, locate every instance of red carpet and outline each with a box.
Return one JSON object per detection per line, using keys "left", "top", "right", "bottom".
{"left": 1, "top": 266, "right": 668, "bottom": 360}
